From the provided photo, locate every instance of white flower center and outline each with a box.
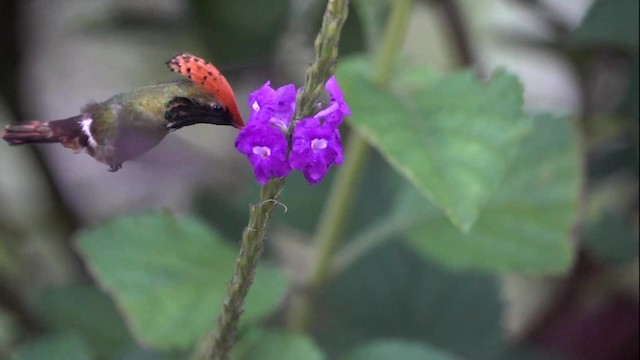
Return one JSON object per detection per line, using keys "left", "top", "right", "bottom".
{"left": 269, "top": 117, "right": 288, "bottom": 131}
{"left": 311, "top": 138, "right": 328, "bottom": 152}
{"left": 253, "top": 146, "right": 271, "bottom": 158}
{"left": 314, "top": 102, "right": 339, "bottom": 119}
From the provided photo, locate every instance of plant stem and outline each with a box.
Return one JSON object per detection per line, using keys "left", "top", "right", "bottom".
{"left": 439, "top": 0, "right": 478, "bottom": 69}
{"left": 193, "top": 179, "right": 284, "bottom": 360}
{"left": 286, "top": 0, "right": 414, "bottom": 332}
{"left": 373, "top": 0, "right": 414, "bottom": 86}
{"left": 294, "top": 0, "right": 351, "bottom": 123}
{"left": 193, "top": 0, "right": 351, "bottom": 359}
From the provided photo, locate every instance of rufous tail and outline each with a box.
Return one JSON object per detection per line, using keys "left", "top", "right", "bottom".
{"left": 1, "top": 115, "right": 87, "bottom": 150}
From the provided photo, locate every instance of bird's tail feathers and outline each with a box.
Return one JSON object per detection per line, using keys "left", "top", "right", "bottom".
{"left": 1, "top": 121, "right": 57, "bottom": 144}
{"left": 1, "top": 115, "right": 87, "bottom": 150}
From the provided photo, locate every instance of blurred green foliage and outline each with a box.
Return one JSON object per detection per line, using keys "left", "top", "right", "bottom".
{"left": 230, "top": 329, "right": 324, "bottom": 360}
{"left": 571, "top": 0, "right": 639, "bottom": 49}
{"left": 31, "top": 286, "right": 133, "bottom": 358}
{"left": 345, "top": 340, "right": 460, "bottom": 360}
{"left": 400, "top": 115, "right": 579, "bottom": 274}
{"left": 1, "top": 0, "right": 638, "bottom": 359}
{"left": 13, "top": 333, "right": 92, "bottom": 360}
{"left": 339, "top": 59, "right": 533, "bottom": 231}
{"left": 188, "top": 0, "right": 291, "bottom": 66}
{"left": 76, "top": 212, "right": 288, "bottom": 350}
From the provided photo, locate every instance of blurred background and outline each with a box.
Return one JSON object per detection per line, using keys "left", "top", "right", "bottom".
{"left": 0, "top": 0, "right": 637, "bottom": 359}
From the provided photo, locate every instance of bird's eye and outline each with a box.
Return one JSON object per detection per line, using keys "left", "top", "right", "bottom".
{"left": 210, "top": 104, "right": 225, "bottom": 113}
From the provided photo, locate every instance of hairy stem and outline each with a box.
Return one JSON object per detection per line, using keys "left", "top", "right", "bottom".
{"left": 286, "top": 0, "right": 414, "bottom": 332}
{"left": 193, "top": 0, "right": 351, "bottom": 359}
{"left": 193, "top": 180, "right": 284, "bottom": 360}
{"left": 294, "top": 0, "right": 351, "bottom": 124}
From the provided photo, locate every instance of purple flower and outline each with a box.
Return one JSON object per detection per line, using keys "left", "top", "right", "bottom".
{"left": 315, "top": 105, "right": 345, "bottom": 129}
{"left": 326, "top": 75, "right": 351, "bottom": 116}
{"left": 235, "top": 123, "right": 291, "bottom": 185}
{"left": 289, "top": 117, "right": 343, "bottom": 184}
{"left": 269, "top": 84, "right": 297, "bottom": 130}
{"left": 248, "top": 82, "right": 297, "bottom": 131}
{"left": 237, "top": 76, "right": 350, "bottom": 186}
{"left": 248, "top": 82, "right": 276, "bottom": 116}
{"left": 314, "top": 75, "right": 351, "bottom": 127}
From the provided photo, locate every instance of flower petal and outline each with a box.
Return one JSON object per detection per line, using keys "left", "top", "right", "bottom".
{"left": 326, "top": 75, "right": 351, "bottom": 116}
{"left": 289, "top": 117, "right": 343, "bottom": 185}
{"left": 235, "top": 122, "right": 291, "bottom": 184}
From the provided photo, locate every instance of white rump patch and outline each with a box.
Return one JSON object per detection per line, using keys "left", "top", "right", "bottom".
{"left": 80, "top": 117, "right": 98, "bottom": 149}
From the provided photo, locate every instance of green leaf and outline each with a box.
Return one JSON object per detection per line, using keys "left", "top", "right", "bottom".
{"left": 31, "top": 285, "right": 133, "bottom": 358}
{"left": 13, "top": 333, "right": 92, "bottom": 360}
{"left": 317, "top": 242, "right": 509, "bottom": 359}
{"left": 232, "top": 329, "right": 326, "bottom": 360}
{"left": 77, "top": 212, "right": 288, "bottom": 350}
{"left": 571, "top": 0, "right": 639, "bottom": 49}
{"left": 400, "top": 115, "right": 580, "bottom": 274}
{"left": 338, "top": 57, "right": 531, "bottom": 231}
{"left": 344, "top": 340, "right": 460, "bottom": 360}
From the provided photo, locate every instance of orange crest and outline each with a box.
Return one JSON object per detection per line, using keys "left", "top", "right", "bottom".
{"left": 166, "top": 53, "right": 244, "bottom": 128}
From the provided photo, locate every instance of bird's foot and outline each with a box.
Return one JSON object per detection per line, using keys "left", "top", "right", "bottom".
{"left": 108, "top": 163, "right": 122, "bottom": 172}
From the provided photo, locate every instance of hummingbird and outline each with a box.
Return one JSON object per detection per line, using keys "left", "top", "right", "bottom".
{"left": 1, "top": 53, "right": 244, "bottom": 172}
